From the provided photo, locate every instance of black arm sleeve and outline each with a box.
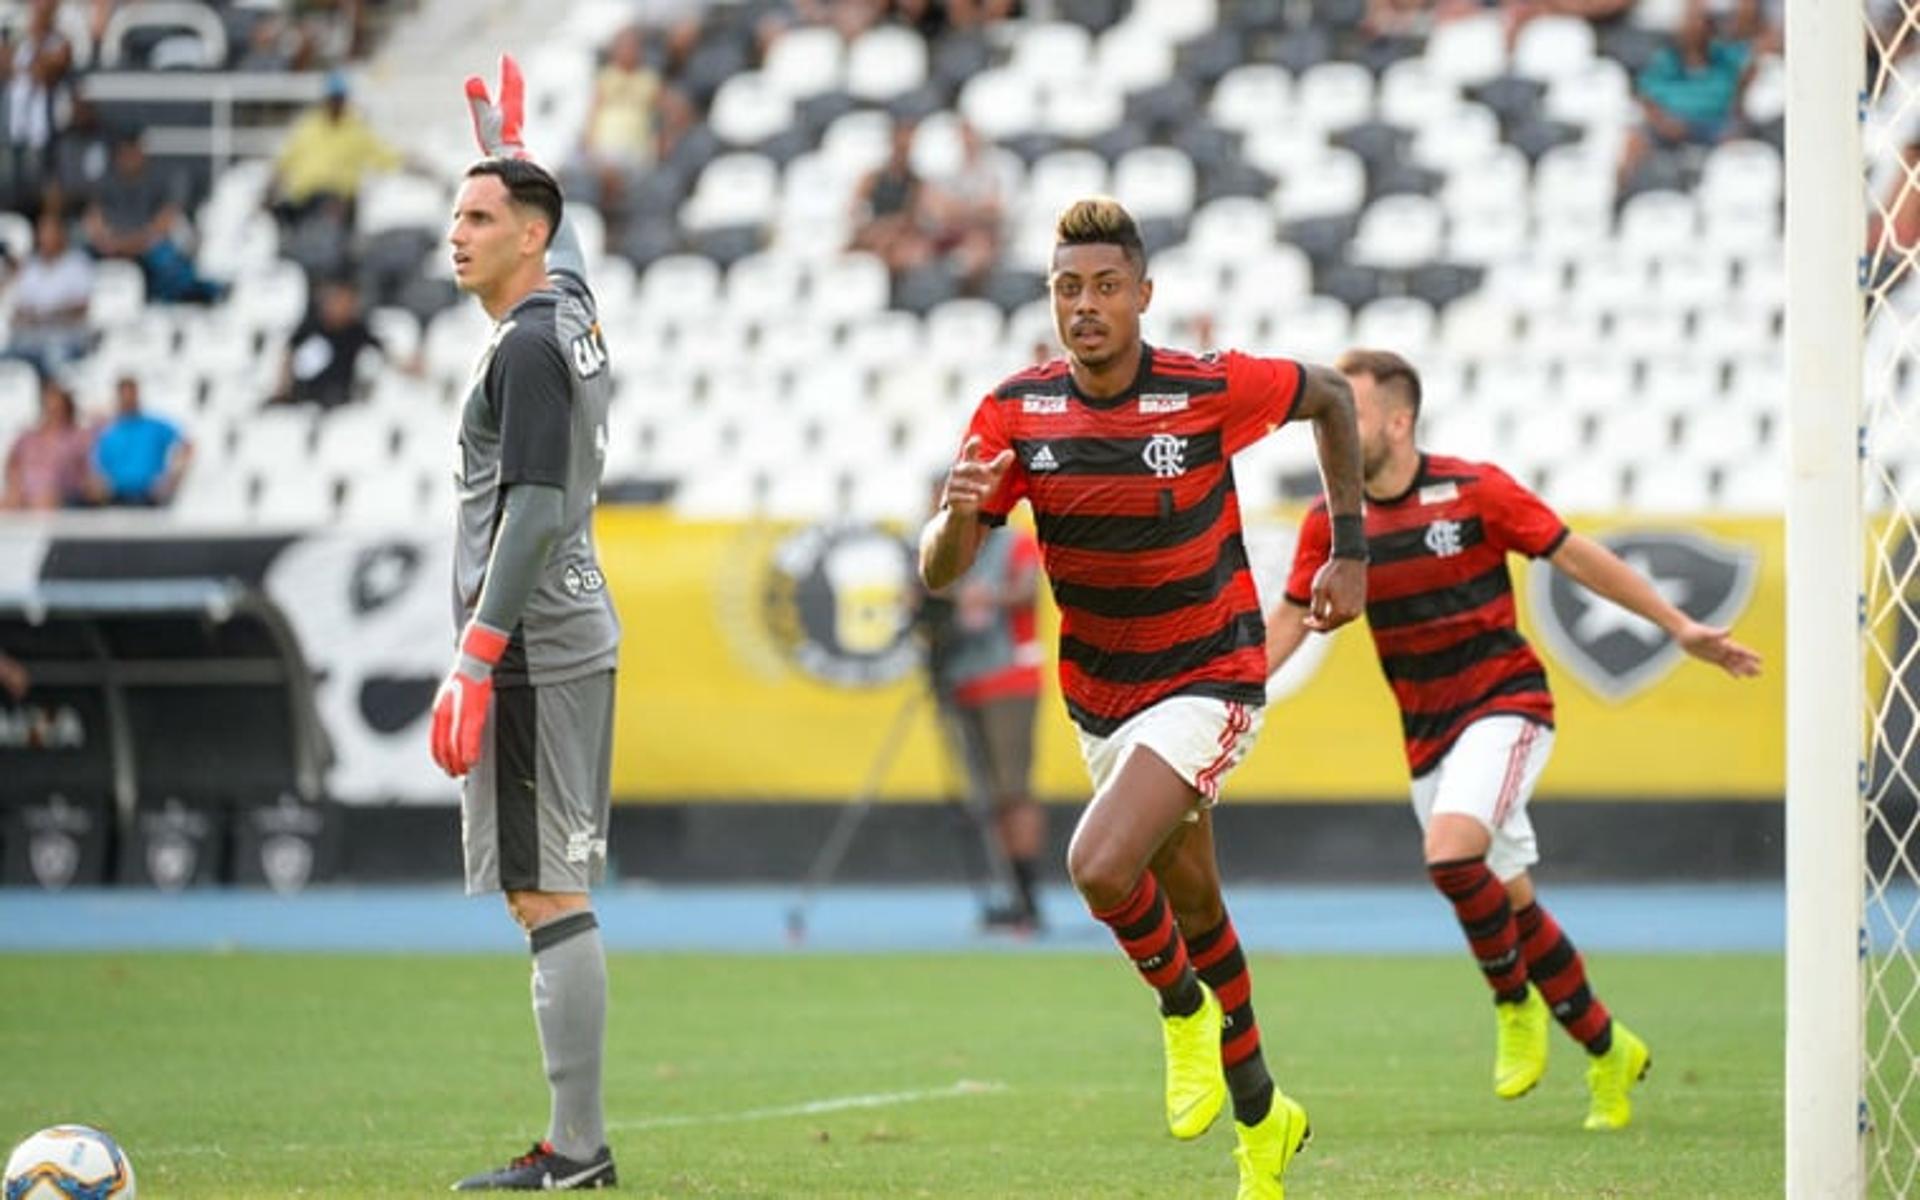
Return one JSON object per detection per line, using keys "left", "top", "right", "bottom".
{"left": 491, "top": 331, "right": 573, "bottom": 488}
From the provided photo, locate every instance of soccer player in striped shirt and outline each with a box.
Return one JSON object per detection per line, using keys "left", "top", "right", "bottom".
{"left": 921, "top": 197, "right": 1368, "bottom": 1199}
{"left": 1266, "top": 348, "right": 1762, "bottom": 1131}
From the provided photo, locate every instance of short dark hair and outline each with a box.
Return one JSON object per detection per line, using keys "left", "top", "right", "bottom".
{"left": 1055, "top": 196, "right": 1146, "bottom": 277}
{"left": 1337, "top": 347, "right": 1422, "bottom": 422}
{"left": 465, "top": 156, "right": 564, "bottom": 247}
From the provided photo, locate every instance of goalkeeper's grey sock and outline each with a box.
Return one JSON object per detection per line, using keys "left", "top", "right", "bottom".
{"left": 530, "top": 910, "right": 607, "bottom": 1161}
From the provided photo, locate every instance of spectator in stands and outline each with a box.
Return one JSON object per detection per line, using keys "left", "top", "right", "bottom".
{"left": 0, "top": 649, "right": 27, "bottom": 700}
{"left": 2, "top": 373, "right": 91, "bottom": 511}
{"left": 83, "top": 135, "right": 223, "bottom": 304}
{"left": 89, "top": 375, "right": 191, "bottom": 507}
{"left": 850, "top": 118, "right": 934, "bottom": 273}
{"left": 0, "top": 0, "right": 75, "bottom": 211}
{"left": 923, "top": 119, "right": 1005, "bottom": 294}
{"left": 269, "top": 70, "right": 400, "bottom": 231}
{"left": 1615, "top": 0, "right": 1755, "bottom": 191}
{"left": 577, "top": 25, "right": 664, "bottom": 231}
{"left": 271, "top": 277, "right": 386, "bottom": 411}
{"left": 6, "top": 213, "right": 94, "bottom": 374}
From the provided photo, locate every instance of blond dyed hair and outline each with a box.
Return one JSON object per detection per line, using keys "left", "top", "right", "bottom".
{"left": 1054, "top": 196, "right": 1146, "bottom": 275}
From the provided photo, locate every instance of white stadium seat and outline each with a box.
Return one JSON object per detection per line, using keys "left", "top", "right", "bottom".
{"left": 1113, "top": 146, "right": 1198, "bottom": 220}
{"left": 1009, "top": 22, "right": 1093, "bottom": 82}
{"left": 1352, "top": 195, "right": 1446, "bottom": 270}
{"left": 1092, "top": 21, "right": 1176, "bottom": 92}
{"left": 762, "top": 25, "right": 845, "bottom": 100}
{"left": 1273, "top": 148, "right": 1366, "bottom": 221}
{"left": 1512, "top": 16, "right": 1597, "bottom": 83}
{"left": 846, "top": 25, "right": 927, "bottom": 100}
{"left": 710, "top": 73, "right": 797, "bottom": 147}
{"left": 1295, "top": 62, "right": 1375, "bottom": 133}
{"left": 1425, "top": 12, "right": 1507, "bottom": 87}
{"left": 1210, "top": 64, "right": 1293, "bottom": 135}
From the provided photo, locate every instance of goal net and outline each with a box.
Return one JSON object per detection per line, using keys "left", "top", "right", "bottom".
{"left": 1866, "top": 4, "right": 1920, "bottom": 1192}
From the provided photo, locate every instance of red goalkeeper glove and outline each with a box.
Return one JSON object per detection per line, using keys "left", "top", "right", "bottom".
{"left": 430, "top": 620, "right": 510, "bottom": 777}
{"left": 465, "top": 53, "right": 528, "bottom": 159}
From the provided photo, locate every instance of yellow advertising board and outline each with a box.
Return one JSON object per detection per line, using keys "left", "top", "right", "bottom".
{"left": 599, "top": 508, "right": 1783, "bottom": 803}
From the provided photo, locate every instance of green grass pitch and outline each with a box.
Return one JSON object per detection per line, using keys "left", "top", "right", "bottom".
{"left": 2, "top": 952, "right": 1781, "bottom": 1197}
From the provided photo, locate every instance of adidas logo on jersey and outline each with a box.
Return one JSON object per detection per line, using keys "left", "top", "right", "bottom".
{"left": 1029, "top": 444, "right": 1060, "bottom": 471}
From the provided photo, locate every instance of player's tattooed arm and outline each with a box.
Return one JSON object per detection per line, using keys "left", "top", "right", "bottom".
{"left": 1291, "top": 364, "right": 1363, "bottom": 523}
{"left": 1290, "top": 365, "right": 1366, "bottom": 629}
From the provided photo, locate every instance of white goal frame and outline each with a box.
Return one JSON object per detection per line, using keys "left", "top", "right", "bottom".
{"left": 1786, "top": 0, "right": 1866, "bottom": 1195}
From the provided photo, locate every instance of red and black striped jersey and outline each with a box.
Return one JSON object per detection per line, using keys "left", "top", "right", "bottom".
{"left": 963, "top": 345, "right": 1303, "bottom": 736}
{"left": 1286, "top": 454, "right": 1568, "bottom": 777}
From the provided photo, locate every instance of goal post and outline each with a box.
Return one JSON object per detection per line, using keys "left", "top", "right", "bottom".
{"left": 1785, "top": 0, "right": 1866, "bottom": 1195}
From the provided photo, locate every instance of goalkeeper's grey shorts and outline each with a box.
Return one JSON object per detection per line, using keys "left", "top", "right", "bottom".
{"left": 461, "top": 670, "right": 614, "bottom": 894}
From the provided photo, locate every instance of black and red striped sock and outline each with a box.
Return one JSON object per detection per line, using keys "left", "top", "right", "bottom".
{"left": 1428, "top": 857, "right": 1529, "bottom": 1004}
{"left": 1514, "top": 901, "right": 1613, "bottom": 1055}
{"left": 1089, "top": 873, "right": 1203, "bottom": 1018}
{"left": 1188, "top": 914, "right": 1275, "bottom": 1125}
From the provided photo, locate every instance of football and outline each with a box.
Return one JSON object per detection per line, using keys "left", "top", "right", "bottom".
{"left": 3, "top": 1125, "right": 136, "bottom": 1199}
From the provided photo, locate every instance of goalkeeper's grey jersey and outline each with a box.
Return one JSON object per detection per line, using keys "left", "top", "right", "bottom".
{"left": 452, "top": 268, "right": 620, "bottom": 686}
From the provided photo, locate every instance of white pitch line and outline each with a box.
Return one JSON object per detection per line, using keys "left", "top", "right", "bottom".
{"left": 604, "top": 1079, "right": 1008, "bottom": 1132}
{"left": 138, "top": 1080, "right": 1010, "bottom": 1158}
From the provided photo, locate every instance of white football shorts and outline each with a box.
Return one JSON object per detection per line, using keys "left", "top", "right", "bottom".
{"left": 1076, "top": 695, "right": 1263, "bottom": 816}
{"left": 1410, "top": 714, "right": 1555, "bottom": 881}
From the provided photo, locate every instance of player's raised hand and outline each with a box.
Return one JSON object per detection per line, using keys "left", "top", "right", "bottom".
{"left": 1676, "top": 620, "right": 1763, "bottom": 678}
{"left": 465, "top": 53, "right": 528, "bottom": 159}
{"left": 1305, "top": 558, "right": 1365, "bottom": 631}
{"left": 942, "top": 435, "right": 1014, "bottom": 519}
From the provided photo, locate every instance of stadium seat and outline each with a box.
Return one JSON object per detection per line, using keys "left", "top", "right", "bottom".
{"left": 1024, "top": 149, "right": 1112, "bottom": 224}
{"left": 1542, "top": 457, "right": 1625, "bottom": 511}
{"left": 1675, "top": 405, "right": 1764, "bottom": 467}
{"left": 1425, "top": 12, "right": 1507, "bottom": 87}
{"left": 1378, "top": 59, "right": 1464, "bottom": 132}
{"left": 724, "top": 251, "right": 809, "bottom": 325}
{"left": 169, "top": 463, "right": 254, "bottom": 524}
{"left": 1650, "top": 249, "right": 1736, "bottom": 312}
{"left": 255, "top": 469, "right": 339, "bottom": 526}
{"left": 1187, "top": 195, "right": 1279, "bottom": 262}
{"left": 338, "top": 465, "right": 425, "bottom": 526}
{"left": 1010, "top": 21, "right": 1095, "bottom": 81}
{"left": 1565, "top": 254, "right": 1648, "bottom": 317}
{"left": 1042, "top": 85, "right": 1124, "bottom": 141}
{"left": 1504, "top": 404, "right": 1587, "bottom": 466}
{"left": 1280, "top": 295, "right": 1351, "bottom": 361}
{"left": 1113, "top": 146, "right": 1197, "bottom": 219}
{"left": 1618, "top": 191, "right": 1701, "bottom": 260}
{"left": 1222, "top": 244, "right": 1313, "bottom": 314}
{"left": 1591, "top": 400, "right": 1678, "bottom": 463}
{"left": 637, "top": 254, "right": 723, "bottom": 320}
{"left": 1296, "top": 62, "right": 1375, "bottom": 133}
{"left": 1353, "top": 296, "right": 1437, "bottom": 359}
{"left": 1511, "top": 16, "right": 1597, "bottom": 84}
{"left": 421, "top": 303, "right": 492, "bottom": 382}
{"left": 1638, "top": 354, "right": 1724, "bottom": 410}
{"left": 1273, "top": 148, "right": 1366, "bottom": 221}
{"left": 1718, "top": 449, "right": 1785, "bottom": 512}
{"left": 762, "top": 25, "right": 845, "bottom": 100}
{"left": 1630, "top": 459, "right": 1715, "bottom": 511}
{"left": 842, "top": 311, "right": 923, "bottom": 373}
{"left": 847, "top": 24, "right": 928, "bottom": 101}
{"left": 90, "top": 259, "right": 148, "bottom": 330}
{"left": 812, "top": 254, "right": 892, "bottom": 325}
{"left": 1610, "top": 307, "right": 1690, "bottom": 361}
{"left": 710, "top": 73, "right": 797, "bottom": 147}
{"left": 958, "top": 68, "right": 1042, "bottom": 141}
{"left": 1092, "top": 21, "right": 1177, "bottom": 92}
{"left": 1209, "top": 64, "right": 1293, "bottom": 135}
{"left": 1240, "top": 122, "right": 1325, "bottom": 184}
{"left": 1408, "top": 101, "right": 1501, "bottom": 175}
{"left": 98, "top": 1, "right": 226, "bottom": 68}
{"left": 229, "top": 260, "right": 310, "bottom": 338}
{"left": 1437, "top": 294, "right": 1520, "bottom": 358}
{"left": 847, "top": 459, "right": 938, "bottom": 522}
{"left": 1544, "top": 58, "right": 1635, "bottom": 130}
{"left": 1695, "top": 307, "right": 1780, "bottom": 365}
{"left": 1352, "top": 194, "right": 1446, "bottom": 270}
{"left": 682, "top": 153, "right": 779, "bottom": 232}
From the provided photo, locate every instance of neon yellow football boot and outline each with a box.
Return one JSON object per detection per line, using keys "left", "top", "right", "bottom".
{"left": 1583, "top": 1021, "right": 1652, "bottom": 1130}
{"left": 1494, "top": 984, "right": 1550, "bottom": 1099}
{"left": 1162, "top": 981, "right": 1226, "bottom": 1139}
{"left": 1232, "top": 1091, "right": 1311, "bottom": 1200}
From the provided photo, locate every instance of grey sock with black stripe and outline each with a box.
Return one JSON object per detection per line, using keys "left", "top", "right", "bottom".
{"left": 530, "top": 910, "right": 607, "bottom": 1161}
